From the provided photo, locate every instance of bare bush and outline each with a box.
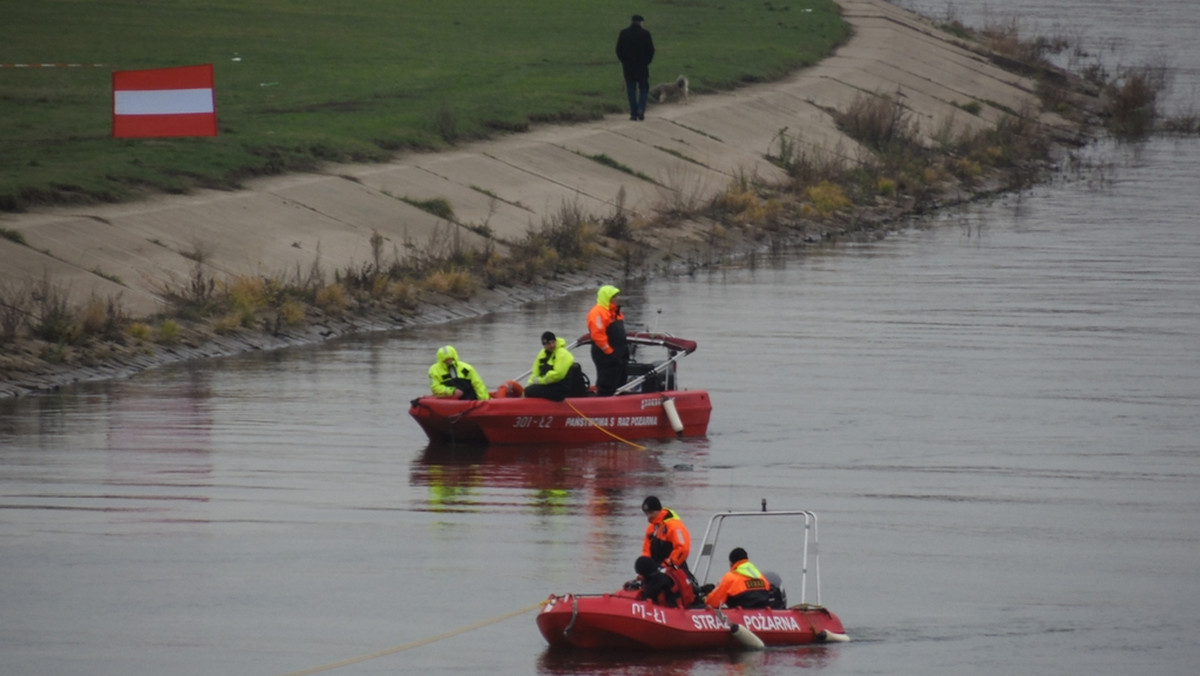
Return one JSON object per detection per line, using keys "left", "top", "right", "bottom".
{"left": 834, "top": 92, "right": 918, "bottom": 153}
{"left": 1103, "top": 62, "right": 1169, "bottom": 138}
{"left": 31, "top": 274, "right": 77, "bottom": 343}
{"left": 0, "top": 280, "right": 33, "bottom": 342}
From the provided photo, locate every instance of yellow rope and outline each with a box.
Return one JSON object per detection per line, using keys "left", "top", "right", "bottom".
{"left": 565, "top": 400, "right": 647, "bottom": 450}
{"left": 277, "top": 600, "right": 547, "bottom": 676}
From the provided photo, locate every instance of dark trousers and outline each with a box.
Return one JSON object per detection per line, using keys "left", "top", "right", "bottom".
{"left": 625, "top": 77, "right": 649, "bottom": 118}
{"left": 444, "top": 377, "right": 479, "bottom": 400}
{"left": 591, "top": 346, "right": 627, "bottom": 396}
{"left": 524, "top": 380, "right": 570, "bottom": 402}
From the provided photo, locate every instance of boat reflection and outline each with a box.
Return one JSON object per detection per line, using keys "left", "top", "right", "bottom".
{"left": 536, "top": 643, "right": 840, "bottom": 675}
{"left": 410, "top": 440, "right": 710, "bottom": 517}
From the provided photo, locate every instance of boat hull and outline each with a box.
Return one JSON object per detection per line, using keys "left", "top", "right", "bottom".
{"left": 536, "top": 591, "right": 847, "bottom": 650}
{"left": 409, "top": 390, "right": 711, "bottom": 444}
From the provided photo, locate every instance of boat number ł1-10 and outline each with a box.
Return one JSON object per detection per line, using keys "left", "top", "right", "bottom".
{"left": 630, "top": 603, "right": 669, "bottom": 624}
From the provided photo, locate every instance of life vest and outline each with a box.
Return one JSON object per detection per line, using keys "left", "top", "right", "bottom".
{"left": 665, "top": 566, "right": 696, "bottom": 607}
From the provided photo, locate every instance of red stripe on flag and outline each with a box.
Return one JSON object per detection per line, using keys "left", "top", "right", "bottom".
{"left": 112, "top": 113, "right": 218, "bottom": 139}
{"left": 112, "top": 64, "right": 218, "bottom": 138}
{"left": 112, "top": 64, "right": 214, "bottom": 91}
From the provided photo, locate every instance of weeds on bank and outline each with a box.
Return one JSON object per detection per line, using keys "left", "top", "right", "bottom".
{"left": 939, "top": 13, "right": 1178, "bottom": 139}
{"left": 0, "top": 195, "right": 617, "bottom": 356}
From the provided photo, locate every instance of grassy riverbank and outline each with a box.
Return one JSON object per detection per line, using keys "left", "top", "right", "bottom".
{"left": 1, "top": 0, "right": 847, "bottom": 211}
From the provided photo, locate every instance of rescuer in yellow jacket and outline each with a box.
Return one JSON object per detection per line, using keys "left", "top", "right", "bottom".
{"left": 705, "top": 547, "right": 772, "bottom": 609}
{"left": 524, "top": 332, "right": 575, "bottom": 400}
{"left": 428, "top": 345, "right": 491, "bottom": 401}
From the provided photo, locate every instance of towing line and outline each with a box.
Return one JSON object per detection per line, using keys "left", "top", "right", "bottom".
{"left": 565, "top": 399, "right": 648, "bottom": 450}
{"left": 277, "top": 599, "right": 548, "bottom": 676}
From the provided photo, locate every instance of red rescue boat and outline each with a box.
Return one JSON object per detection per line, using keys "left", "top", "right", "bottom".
{"left": 409, "top": 332, "right": 711, "bottom": 445}
{"left": 537, "top": 510, "right": 850, "bottom": 651}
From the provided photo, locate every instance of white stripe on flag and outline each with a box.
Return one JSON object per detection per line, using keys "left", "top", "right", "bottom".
{"left": 114, "top": 88, "right": 214, "bottom": 115}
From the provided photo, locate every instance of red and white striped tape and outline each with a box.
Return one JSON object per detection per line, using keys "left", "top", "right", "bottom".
{"left": 0, "top": 63, "right": 106, "bottom": 68}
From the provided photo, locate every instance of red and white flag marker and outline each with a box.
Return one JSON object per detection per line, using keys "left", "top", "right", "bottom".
{"left": 112, "top": 64, "right": 217, "bottom": 138}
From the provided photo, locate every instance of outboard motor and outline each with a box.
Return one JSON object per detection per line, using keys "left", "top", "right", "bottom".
{"left": 763, "top": 571, "right": 788, "bottom": 609}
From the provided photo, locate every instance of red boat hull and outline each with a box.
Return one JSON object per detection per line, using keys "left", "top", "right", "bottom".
{"left": 409, "top": 390, "right": 711, "bottom": 444}
{"left": 537, "top": 591, "right": 847, "bottom": 650}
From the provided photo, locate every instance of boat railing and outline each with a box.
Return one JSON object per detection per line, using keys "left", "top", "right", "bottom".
{"left": 691, "top": 509, "right": 822, "bottom": 607}
{"left": 614, "top": 351, "right": 683, "bottom": 395}
{"left": 511, "top": 333, "right": 690, "bottom": 394}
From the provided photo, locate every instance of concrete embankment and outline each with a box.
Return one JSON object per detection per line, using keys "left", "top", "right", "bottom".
{"left": 0, "top": 0, "right": 1080, "bottom": 397}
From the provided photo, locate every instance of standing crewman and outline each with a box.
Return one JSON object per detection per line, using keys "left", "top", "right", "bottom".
{"left": 705, "top": 547, "right": 772, "bottom": 609}
{"left": 640, "top": 495, "right": 691, "bottom": 573}
{"left": 587, "top": 284, "right": 628, "bottom": 396}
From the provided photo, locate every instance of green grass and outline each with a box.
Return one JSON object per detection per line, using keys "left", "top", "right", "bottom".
{"left": 1, "top": 0, "right": 848, "bottom": 212}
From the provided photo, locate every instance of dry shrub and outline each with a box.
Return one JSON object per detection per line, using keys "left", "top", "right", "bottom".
{"left": 31, "top": 275, "right": 77, "bottom": 343}
{"left": 127, "top": 322, "right": 152, "bottom": 341}
{"left": 834, "top": 93, "right": 917, "bottom": 153}
{"left": 423, "top": 269, "right": 476, "bottom": 300}
{"left": 315, "top": 283, "right": 348, "bottom": 313}
{"left": 1103, "top": 64, "right": 1168, "bottom": 137}
{"left": 384, "top": 280, "right": 418, "bottom": 309}
{"left": 213, "top": 313, "right": 242, "bottom": 334}
{"left": 280, "top": 299, "right": 307, "bottom": 325}
{"left": 156, "top": 319, "right": 180, "bottom": 344}
{"left": 0, "top": 281, "right": 32, "bottom": 342}
{"left": 802, "top": 181, "right": 852, "bottom": 218}
{"left": 655, "top": 162, "right": 715, "bottom": 220}
{"left": 951, "top": 158, "right": 983, "bottom": 180}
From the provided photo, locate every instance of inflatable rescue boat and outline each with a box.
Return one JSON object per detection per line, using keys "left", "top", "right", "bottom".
{"left": 409, "top": 332, "right": 711, "bottom": 444}
{"left": 537, "top": 509, "right": 850, "bottom": 651}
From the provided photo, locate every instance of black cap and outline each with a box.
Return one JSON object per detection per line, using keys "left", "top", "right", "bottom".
{"left": 541, "top": 331, "right": 556, "bottom": 344}
{"left": 641, "top": 496, "right": 661, "bottom": 513}
{"left": 635, "top": 556, "right": 657, "bottom": 576}
{"left": 729, "top": 547, "right": 748, "bottom": 564}
{"left": 632, "top": 14, "right": 644, "bottom": 22}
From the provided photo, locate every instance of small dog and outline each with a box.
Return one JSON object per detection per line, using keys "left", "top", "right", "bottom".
{"left": 649, "top": 75, "right": 689, "bottom": 104}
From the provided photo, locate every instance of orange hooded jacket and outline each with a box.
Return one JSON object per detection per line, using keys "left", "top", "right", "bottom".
{"left": 586, "top": 285, "right": 624, "bottom": 354}
{"left": 641, "top": 507, "right": 691, "bottom": 568}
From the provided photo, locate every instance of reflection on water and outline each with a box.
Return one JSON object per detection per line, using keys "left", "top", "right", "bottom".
{"left": 537, "top": 644, "right": 839, "bottom": 675}
{"left": 412, "top": 442, "right": 701, "bottom": 516}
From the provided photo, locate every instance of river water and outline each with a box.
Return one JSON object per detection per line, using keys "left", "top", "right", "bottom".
{"left": 3, "top": 3, "right": 1199, "bottom": 676}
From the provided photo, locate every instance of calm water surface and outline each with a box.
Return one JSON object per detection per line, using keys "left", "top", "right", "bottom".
{"left": 4, "top": 4, "right": 1200, "bottom": 676}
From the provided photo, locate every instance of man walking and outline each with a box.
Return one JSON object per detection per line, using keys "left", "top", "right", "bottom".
{"left": 616, "top": 14, "right": 655, "bottom": 121}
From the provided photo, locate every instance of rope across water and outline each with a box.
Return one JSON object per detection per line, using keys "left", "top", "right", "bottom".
{"left": 277, "top": 600, "right": 548, "bottom": 676}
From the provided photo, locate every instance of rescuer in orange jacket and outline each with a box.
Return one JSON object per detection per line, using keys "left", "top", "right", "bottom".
{"left": 632, "top": 555, "right": 686, "bottom": 608}
{"left": 641, "top": 495, "right": 691, "bottom": 571}
{"left": 587, "top": 285, "right": 627, "bottom": 396}
{"left": 704, "top": 547, "right": 772, "bottom": 609}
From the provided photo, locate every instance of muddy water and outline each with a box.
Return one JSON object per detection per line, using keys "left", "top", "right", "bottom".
{"left": 5, "top": 2, "right": 1200, "bottom": 673}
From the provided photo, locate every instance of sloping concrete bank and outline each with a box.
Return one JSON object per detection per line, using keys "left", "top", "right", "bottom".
{"left": 0, "top": 0, "right": 1090, "bottom": 398}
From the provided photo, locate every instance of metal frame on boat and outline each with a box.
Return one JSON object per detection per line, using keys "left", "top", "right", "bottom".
{"left": 409, "top": 332, "right": 712, "bottom": 445}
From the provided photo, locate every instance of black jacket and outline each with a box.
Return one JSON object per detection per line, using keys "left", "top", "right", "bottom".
{"left": 615, "top": 24, "right": 655, "bottom": 80}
